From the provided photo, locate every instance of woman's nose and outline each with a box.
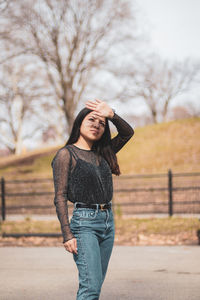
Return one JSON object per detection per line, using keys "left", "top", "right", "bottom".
{"left": 93, "top": 121, "right": 100, "bottom": 129}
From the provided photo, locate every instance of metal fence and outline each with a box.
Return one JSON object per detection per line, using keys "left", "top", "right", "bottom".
{"left": 1, "top": 169, "right": 200, "bottom": 220}
{"left": 112, "top": 170, "right": 200, "bottom": 216}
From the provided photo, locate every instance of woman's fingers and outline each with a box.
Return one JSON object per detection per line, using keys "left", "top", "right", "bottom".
{"left": 85, "top": 99, "right": 111, "bottom": 118}
{"left": 85, "top": 103, "right": 96, "bottom": 109}
{"left": 86, "top": 100, "right": 96, "bottom": 105}
{"left": 85, "top": 105, "right": 96, "bottom": 110}
{"left": 68, "top": 245, "right": 73, "bottom": 253}
{"left": 85, "top": 101, "right": 102, "bottom": 112}
{"left": 94, "top": 99, "right": 102, "bottom": 103}
{"left": 71, "top": 239, "right": 78, "bottom": 254}
{"left": 85, "top": 101, "right": 97, "bottom": 108}
{"left": 74, "top": 239, "right": 78, "bottom": 254}
{"left": 64, "top": 238, "right": 78, "bottom": 254}
{"left": 85, "top": 99, "right": 102, "bottom": 107}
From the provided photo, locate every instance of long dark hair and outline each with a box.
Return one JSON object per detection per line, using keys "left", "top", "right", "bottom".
{"left": 64, "top": 107, "right": 120, "bottom": 175}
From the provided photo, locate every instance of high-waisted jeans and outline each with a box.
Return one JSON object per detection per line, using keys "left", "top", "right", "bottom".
{"left": 69, "top": 202, "right": 115, "bottom": 300}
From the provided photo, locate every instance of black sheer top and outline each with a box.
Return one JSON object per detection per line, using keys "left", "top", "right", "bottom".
{"left": 51, "top": 113, "right": 134, "bottom": 243}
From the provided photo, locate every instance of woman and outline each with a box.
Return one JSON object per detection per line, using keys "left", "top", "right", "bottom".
{"left": 51, "top": 99, "right": 134, "bottom": 300}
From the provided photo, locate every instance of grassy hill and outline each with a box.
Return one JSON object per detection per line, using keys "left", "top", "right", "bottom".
{"left": 0, "top": 117, "right": 199, "bottom": 179}
{"left": 118, "top": 117, "right": 200, "bottom": 174}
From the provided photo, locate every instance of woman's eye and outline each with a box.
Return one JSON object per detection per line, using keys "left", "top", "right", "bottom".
{"left": 88, "top": 118, "right": 105, "bottom": 127}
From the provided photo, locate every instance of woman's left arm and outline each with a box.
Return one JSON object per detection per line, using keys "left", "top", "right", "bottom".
{"left": 85, "top": 99, "right": 134, "bottom": 153}
{"left": 108, "top": 112, "right": 134, "bottom": 153}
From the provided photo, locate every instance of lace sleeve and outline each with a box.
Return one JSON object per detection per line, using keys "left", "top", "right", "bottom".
{"left": 109, "top": 113, "right": 134, "bottom": 153}
{"left": 51, "top": 147, "right": 75, "bottom": 243}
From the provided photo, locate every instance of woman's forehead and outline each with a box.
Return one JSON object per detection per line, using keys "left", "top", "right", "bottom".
{"left": 87, "top": 112, "right": 106, "bottom": 122}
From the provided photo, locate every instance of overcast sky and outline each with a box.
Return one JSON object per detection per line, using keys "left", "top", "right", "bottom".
{"left": 115, "top": 0, "right": 200, "bottom": 116}
{"left": 137, "top": 0, "right": 200, "bottom": 60}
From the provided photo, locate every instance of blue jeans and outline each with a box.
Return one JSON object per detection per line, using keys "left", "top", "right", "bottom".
{"left": 69, "top": 203, "right": 115, "bottom": 300}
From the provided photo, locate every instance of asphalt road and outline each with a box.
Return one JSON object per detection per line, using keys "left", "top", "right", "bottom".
{"left": 0, "top": 246, "right": 200, "bottom": 300}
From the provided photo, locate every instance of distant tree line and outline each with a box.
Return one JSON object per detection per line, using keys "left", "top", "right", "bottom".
{"left": 0, "top": 0, "right": 199, "bottom": 154}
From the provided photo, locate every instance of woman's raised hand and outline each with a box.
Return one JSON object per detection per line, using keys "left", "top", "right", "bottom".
{"left": 85, "top": 99, "right": 114, "bottom": 119}
{"left": 64, "top": 238, "right": 78, "bottom": 254}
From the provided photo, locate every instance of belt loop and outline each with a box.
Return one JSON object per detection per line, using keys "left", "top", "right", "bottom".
{"left": 95, "top": 203, "right": 99, "bottom": 213}
{"left": 74, "top": 202, "right": 77, "bottom": 209}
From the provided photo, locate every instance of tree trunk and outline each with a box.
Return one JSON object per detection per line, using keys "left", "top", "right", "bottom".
{"left": 15, "top": 107, "right": 23, "bottom": 155}
{"left": 151, "top": 109, "right": 157, "bottom": 124}
{"left": 63, "top": 99, "right": 76, "bottom": 135}
{"left": 162, "top": 99, "right": 170, "bottom": 122}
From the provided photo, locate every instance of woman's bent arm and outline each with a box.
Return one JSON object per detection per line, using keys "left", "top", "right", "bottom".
{"left": 51, "top": 147, "right": 75, "bottom": 243}
{"left": 109, "top": 113, "right": 134, "bottom": 153}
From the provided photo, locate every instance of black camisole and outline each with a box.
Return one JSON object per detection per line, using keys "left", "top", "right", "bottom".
{"left": 66, "top": 145, "right": 113, "bottom": 204}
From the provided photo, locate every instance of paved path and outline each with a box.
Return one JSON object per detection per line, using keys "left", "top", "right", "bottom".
{"left": 0, "top": 246, "right": 200, "bottom": 300}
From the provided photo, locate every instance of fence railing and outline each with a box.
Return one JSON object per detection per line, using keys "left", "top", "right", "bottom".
{"left": 1, "top": 169, "right": 200, "bottom": 220}
{"left": 112, "top": 170, "right": 200, "bottom": 216}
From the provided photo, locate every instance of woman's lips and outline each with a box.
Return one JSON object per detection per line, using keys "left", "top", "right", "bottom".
{"left": 90, "top": 129, "right": 99, "bottom": 135}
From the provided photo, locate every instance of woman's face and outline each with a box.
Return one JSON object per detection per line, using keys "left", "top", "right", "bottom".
{"left": 80, "top": 111, "right": 106, "bottom": 142}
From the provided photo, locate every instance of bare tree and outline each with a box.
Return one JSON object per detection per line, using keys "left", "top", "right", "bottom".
{"left": 184, "top": 101, "right": 200, "bottom": 117}
{"left": 0, "top": 61, "right": 53, "bottom": 154}
{"left": 119, "top": 54, "right": 200, "bottom": 123}
{"left": 2, "top": 0, "right": 138, "bottom": 133}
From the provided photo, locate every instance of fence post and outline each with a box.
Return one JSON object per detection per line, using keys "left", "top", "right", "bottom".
{"left": 168, "top": 169, "right": 173, "bottom": 216}
{"left": 1, "top": 177, "right": 6, "bottom": 221}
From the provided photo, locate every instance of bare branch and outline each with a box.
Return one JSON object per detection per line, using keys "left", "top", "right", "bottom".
{"left": 1, "top": 0, "right": 139, "bottom": 134}
{"left": 122, "top": 54, "right": 200, "bottom": 123}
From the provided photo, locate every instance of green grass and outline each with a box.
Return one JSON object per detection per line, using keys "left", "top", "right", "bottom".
{"left": 0, "top": 117, "right": 200, "bottom": 179}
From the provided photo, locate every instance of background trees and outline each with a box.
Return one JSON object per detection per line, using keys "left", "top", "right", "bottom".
{"left": 0, "top": 0, "right": 199, "bottom": 154}
{"left": 116, "top": 54, "right": 200, "bottom": 124}
{"left": 1, "top": 0, "right": 138, "bottom": 132}
{"left": 0, "top": 61, "right": 54, "bottom": 154}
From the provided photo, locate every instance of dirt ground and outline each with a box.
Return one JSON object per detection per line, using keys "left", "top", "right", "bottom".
{"left": 0, "top": 231, "right": 199, "bottom": 247}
